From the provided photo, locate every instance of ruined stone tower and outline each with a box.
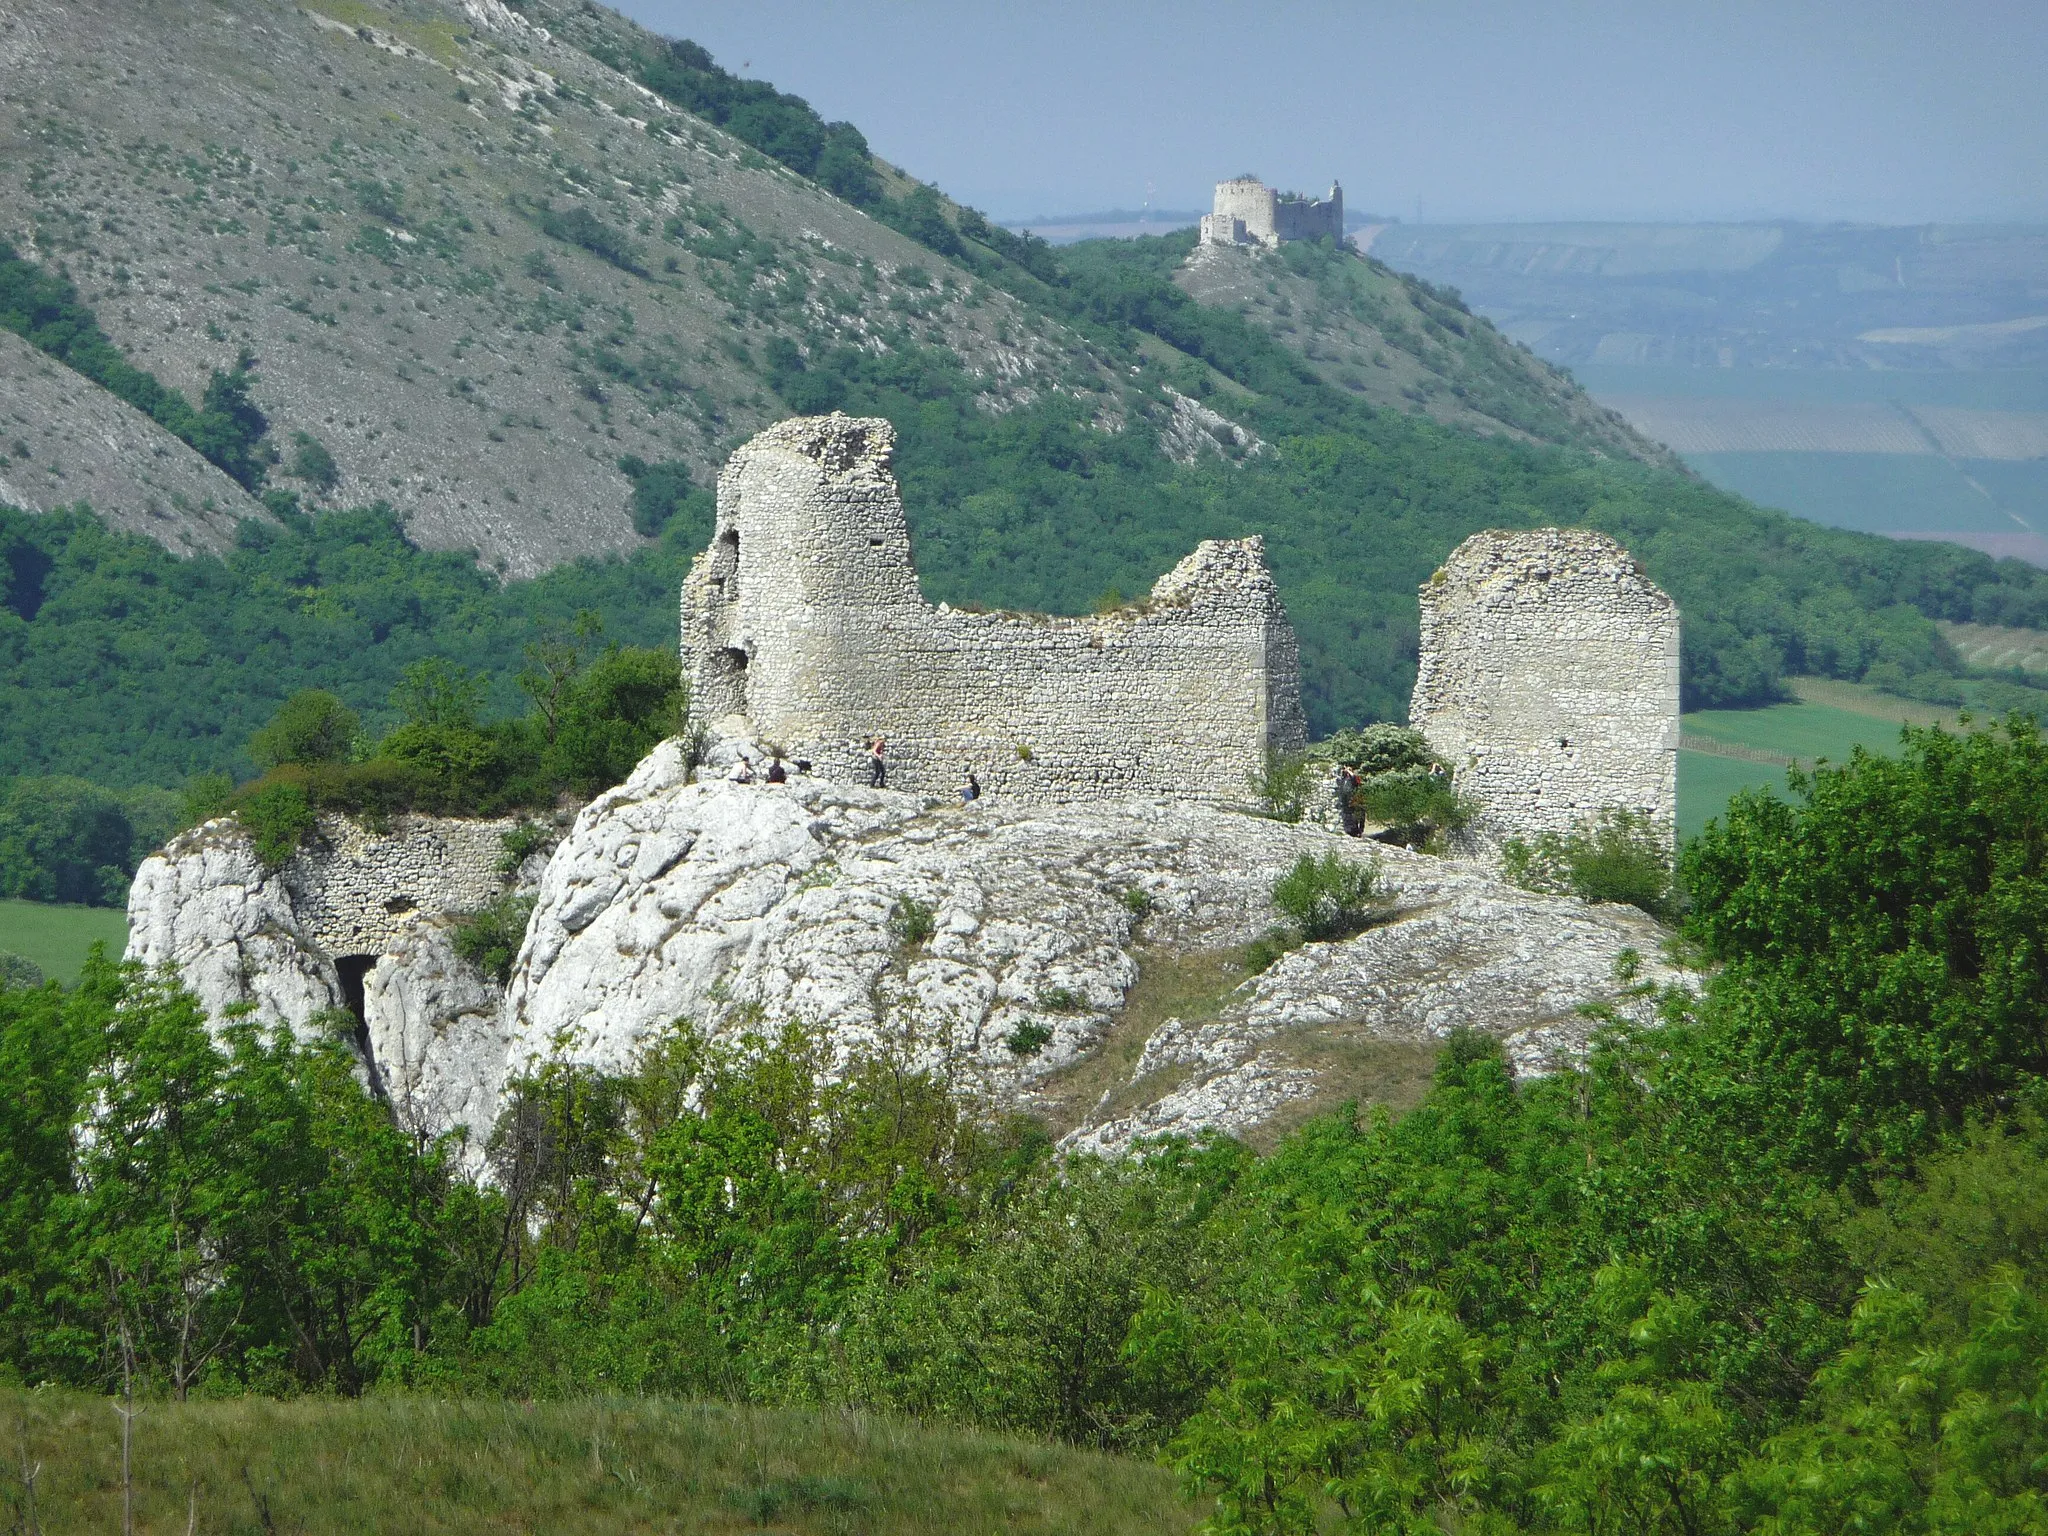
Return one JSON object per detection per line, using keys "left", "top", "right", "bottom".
{"left": 1409, "top": 528, "right": 1680, "bottom": 853}
{"left": 682, "top": 413, "right": 1307, "bottom": 803}
{"left": 1200, "top": 177, "right": 1344, "bottom": 248}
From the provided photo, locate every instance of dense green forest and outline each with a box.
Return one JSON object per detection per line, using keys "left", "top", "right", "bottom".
{"left": 4, "top": 719, "right": 2045, "bottom": 1532}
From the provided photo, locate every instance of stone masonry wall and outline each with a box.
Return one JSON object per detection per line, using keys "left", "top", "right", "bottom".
{"left": 1409, "top": 528, "right": 1679, "bottom": 853}
{"left": 682, "top": 414, "right": 1307, "bottom": 804}
{"left": 285, "top": 813, "right": 519, "bottom": 958}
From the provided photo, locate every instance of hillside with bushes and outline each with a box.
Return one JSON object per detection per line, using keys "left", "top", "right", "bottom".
{"left": 4, "top": 717, "right": 2047, "bottom": 1533}
{"left": 6, "top": 0, "right": 2048, "bottom": 793}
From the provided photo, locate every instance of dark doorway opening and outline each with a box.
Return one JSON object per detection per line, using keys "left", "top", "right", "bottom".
{"left": 335, "top": 954, "right": 374, "bottom": 1023}
{"left": 332, "top": 954, "right": 388, "bottom": 1100}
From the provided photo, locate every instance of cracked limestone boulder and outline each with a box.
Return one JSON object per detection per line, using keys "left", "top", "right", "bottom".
{"left": 505, "top": 740, "right": 1691, "bottom": 1152}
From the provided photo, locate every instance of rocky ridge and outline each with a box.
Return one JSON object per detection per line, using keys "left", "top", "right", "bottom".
{"left": 0, "top": 0, "right": 1105, "bottom": 571}
{"left": 129, "top": 735, "right": 1687, "bottom": 1154}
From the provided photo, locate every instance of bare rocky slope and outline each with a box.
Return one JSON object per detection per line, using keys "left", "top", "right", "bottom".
{"left": 0, "top": 328, "right": 269, "bottom": 554}
{"left": 0, "top": 0, "right": 1104, "bottom": 572}
{"left": 1, "top": 0, "right": 1680, "bottom": 572}
{"left": 128, "top": 734, "right": 1685, "bottom": 1155}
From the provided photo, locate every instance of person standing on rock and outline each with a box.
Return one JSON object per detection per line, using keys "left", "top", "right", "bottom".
{"left": 867, "top": 736, "right": 887, "bottom": 789}
{"left": 1336, "top": 764, "right": 1362, "bottom": 835}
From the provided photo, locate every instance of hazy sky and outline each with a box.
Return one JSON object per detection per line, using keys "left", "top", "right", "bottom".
{"left": 611, "top": 1, "right": 2048, "bottom": 225}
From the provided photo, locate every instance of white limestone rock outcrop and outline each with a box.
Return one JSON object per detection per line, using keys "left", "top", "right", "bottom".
{"left": 127, "top": 811, "right": 541, "bottom": 1146}
{"left": 126, "top": 819, "right": 337, "bottom": 1027}
{"left": 128, "top": 745, "right": 1689, "bottom": 1155}
{"left": 506, "top": 741, "right": 1687, "bottom": 1149}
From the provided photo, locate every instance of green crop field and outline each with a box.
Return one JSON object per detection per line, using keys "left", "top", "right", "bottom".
{"left": 1685, "top": 700, "right": 1917, "bottom": 764}
{"left": 1675, "top": 677, "right": 1964, "bottom": 838}
{"left": 1678, "top": 750, "right": 1788, "bottom": 839}
{"left": 1683, "top": 450, "right": 2032, "bottom": 539}
{"left": 0, "top": 898, "right": 126, "bottom": 984}
{"left": 0, "top": 1390, "right": 1200, "bottom": 1536}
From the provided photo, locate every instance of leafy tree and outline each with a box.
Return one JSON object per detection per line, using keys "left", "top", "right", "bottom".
{"left": 248, "top": 689, "right": 360, "bottom": 770}
{"left": 1684, "top": 718, "right": 2048, "bottom": 1171}
{"left": 543, "top": 646, "right": 683, "bottom": 796}
{"left": 0, "top": 775, "right": 135, "bottom": 905}
{"left": 616, "top": 454, "right": 697, "bottom": 536}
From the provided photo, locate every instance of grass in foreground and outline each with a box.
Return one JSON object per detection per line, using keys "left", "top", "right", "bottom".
{"left": 0, "top": 899, "right": 126, "bottom": 984}
{"left": 0, "top": 1390, "right": 1200, "bottom": 1535}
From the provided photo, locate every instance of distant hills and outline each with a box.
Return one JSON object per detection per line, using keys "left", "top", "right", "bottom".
{"left": 1370, "top": 221, "right": 2048, "bottom": 566}
{"left": 1, "top": 0, "right": 1651, "bottom": 574}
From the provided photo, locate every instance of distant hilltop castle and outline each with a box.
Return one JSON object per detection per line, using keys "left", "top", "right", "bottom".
{"left": 1199, "top": 176, "right": 1344, "bottom": 248}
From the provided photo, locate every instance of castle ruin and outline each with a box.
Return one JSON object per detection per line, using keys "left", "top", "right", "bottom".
{"left": 1409, "top": 528, "right": 1680, "bottom": 854}
{"left": 682, "top": 414, "right": 1307, "bottom": 803}
{"left": 1199, "top": 177, "right": 1344, "bottom": 248}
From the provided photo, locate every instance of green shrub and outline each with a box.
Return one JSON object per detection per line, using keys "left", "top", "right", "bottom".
{"left": 248, "top": 689, "right": 360, "bottom": 770}
{"left": 1308, "top": 723, "right": 1435, "bottom": 776}
{"left": 238, "top": 778, "right": 316, "bottom": 870}
{"left": 0, "top": 950, "right": 43, "bottom": 989}
{"left": 288, "top": 431, "right": 340, "bottom": 494}
{"left": 1503, "top": 807, "right": 1680, "bottom": 922}
{"left": 1248, "top": 748, "right": 1313, "bottom": 823}
{"left": 889, "top": 895, "right": 937, "bottom": 951}
{"left": 1351, "top": 768, "right": 1474, "bottom": 849}
{"left": 1005, "top": 1021, "right": 1053, "bottom": 1058}
{"left": 1243, "top": 925, "right": 1298, "bottom": 975}
{"left": 1037, "top": 986, "right": 1087, "bottom": 1014}
{"left": 1271, "top": 851, "right": 1388, "bottom": 942}
{"left": 498, "top": 820, "right": 550, "bottom": 875}
{"left": 452, "top": 893, "right": 537, "bottom": 984}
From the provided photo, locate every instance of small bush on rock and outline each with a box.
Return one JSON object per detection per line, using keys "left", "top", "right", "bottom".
{"left": 1502, "top": 807, "right": 1681, "bottom": 923}
{"left": 1249, "top": 748, "right": 1314, "bottom": 823}
{"left": 238, "top": 778, "right": 316, "bottom": 870}
{"left": 1352, "top": 768, "right": 1474, "bottom": 849}
{"left": 1005, "top": 1021, "right": 1053, "bottom": 1058}
{"left": 1271, "top": 851, "right": 1388, "bottom": 942}
{"left": 889, "top": 895, "right": 937, "bottom": 951}
{"left": 453, "top": 893, "right": 537, "bottom": 984}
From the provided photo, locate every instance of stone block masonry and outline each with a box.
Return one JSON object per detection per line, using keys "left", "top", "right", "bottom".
{"left": 1410, "top": 528, "right": 1680, "bottom": 853}
{"left": 682, "top": 414, "right": 1308, "bottom": 803}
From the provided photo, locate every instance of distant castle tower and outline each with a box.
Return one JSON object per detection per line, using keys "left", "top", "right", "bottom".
{"left": 1199, "top": 176, "right": 1343, "bottom": 248}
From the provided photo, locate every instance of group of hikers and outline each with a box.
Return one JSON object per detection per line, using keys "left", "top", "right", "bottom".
{"left": 730, "top": 734, "right": 981, "bottom": 806}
